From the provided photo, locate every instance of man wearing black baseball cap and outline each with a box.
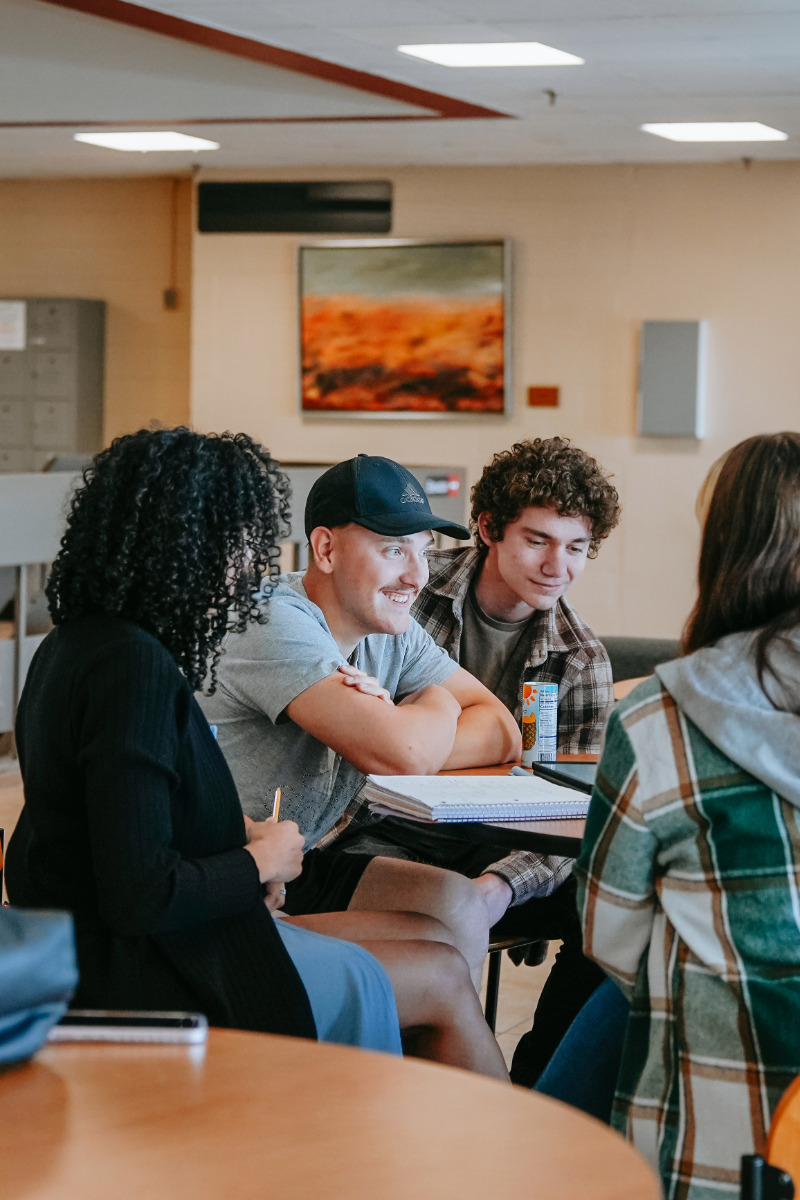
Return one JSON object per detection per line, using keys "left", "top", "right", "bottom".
{"left": 304, "top": 454, "right": 471, "bottom": 541}
{"left": 201, "top": 455, "right": 520, "bottom": 987}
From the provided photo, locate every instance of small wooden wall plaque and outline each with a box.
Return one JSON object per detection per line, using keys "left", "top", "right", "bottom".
{"left": 527, "top": 386, "right": 559, "bottom": 407}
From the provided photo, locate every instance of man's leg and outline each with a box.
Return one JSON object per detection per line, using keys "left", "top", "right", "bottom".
{"left": 334, "top": 819, "right": 606, "bottom": 1071}
{"left": 283, "top": 837, "right": 491, "bottom": 991}
{"left": 355, "top": 937, "right": 509, "bottom": 1081}
{"left": 348, "top": 857, "right": 490, "bottom": 992}
{"left": 278, "top": 911, "right": 508, "bottom": 1079}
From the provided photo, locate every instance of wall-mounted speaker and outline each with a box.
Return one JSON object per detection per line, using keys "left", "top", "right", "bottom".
{"left": 197, "top": 181, "right": 392, "bottom": 234}
{"left": 638, "top": 320, "right": 707, "bottom": 438}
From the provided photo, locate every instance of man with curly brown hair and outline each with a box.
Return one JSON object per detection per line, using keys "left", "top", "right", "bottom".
{"left": 407, "top": 437, "right": 620, "bottom": 907}
{"left": 344, "top": 437, "right": 621, "bottom": 1084}
{"left": 416, "top": 435, "right": 620, "bottom": 760}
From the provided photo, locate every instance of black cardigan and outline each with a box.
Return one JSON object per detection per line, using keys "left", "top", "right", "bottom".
{"left": 7, "top": 614, "right": 315, "bottom": 1039}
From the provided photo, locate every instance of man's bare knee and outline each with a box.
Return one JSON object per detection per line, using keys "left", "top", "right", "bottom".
{"left": 349, "top": 856, "right": 488, "bottom": 957}
{"left": 408, "top": 938, "right": 474, "bottom": 990}
{"left": 423, "top": 870, "right": 489, "bottom": 943}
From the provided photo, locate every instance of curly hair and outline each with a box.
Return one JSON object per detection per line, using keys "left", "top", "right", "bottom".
{"left": 470, "top": 437, "right": 620, "bottom": 559}
{"left": 46, "top": 427, "right": 291, "bottom": 692}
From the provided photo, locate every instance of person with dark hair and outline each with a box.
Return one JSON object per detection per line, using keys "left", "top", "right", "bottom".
{"left": 339, "top": 436, "right": 621, "bottom": 1084}
{"left": 416, "top": 436, "right": 620, "bottom": 759}
{"left": 5, "top": 428, "right": 509, "bottom": 1078}
{"left": 572, "top": 431, "right": 800, "bottom": 1196}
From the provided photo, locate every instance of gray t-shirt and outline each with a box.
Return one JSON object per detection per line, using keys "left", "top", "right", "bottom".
{"left": 460, "top": 584, "right": 533, "bottom": 714}
{"left": 199, "top": 573, "right": 459, "bottom": 847}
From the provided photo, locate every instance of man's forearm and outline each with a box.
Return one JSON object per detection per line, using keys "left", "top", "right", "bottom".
{"left": 287, "top": 675, "right": 461, "bottom": 777}
{"left": 375, "top": 685, "right": 460, "bottom": 774}
{"left": 441, "top": 701, "right": 522, "bottom": 770}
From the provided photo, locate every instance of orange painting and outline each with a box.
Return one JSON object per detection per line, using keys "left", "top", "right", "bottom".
{"left": 299, "top": 242, "right": 508, "bottom": 416}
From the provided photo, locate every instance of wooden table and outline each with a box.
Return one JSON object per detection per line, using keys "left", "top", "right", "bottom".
{"left": 433, "top": 756, "right": 595, "bottom": 857}
{"left": 0, "top": 1028, "right": 659, "bottom": 1200}
{"left": 613, "top": 676, "right": 648, "bottom": 701}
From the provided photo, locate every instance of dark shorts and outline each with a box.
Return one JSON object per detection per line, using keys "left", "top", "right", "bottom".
{"left": 282, "top": 846, "right": 375, "bottom": 916}
{"left": 281, "top": 817, "right": 490, "bottom": 917}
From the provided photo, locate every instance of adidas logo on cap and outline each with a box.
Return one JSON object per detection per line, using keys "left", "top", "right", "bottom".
{"left": 399, "top": 482, "right": 425, "bottom": 505}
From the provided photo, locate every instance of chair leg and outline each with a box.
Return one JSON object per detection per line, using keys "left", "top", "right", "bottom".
{"left": 484, "top": 950, "right": 501, "bottom": 1032}
{"left": 740, "top": 1155, "right": 795, "bottom": 1200}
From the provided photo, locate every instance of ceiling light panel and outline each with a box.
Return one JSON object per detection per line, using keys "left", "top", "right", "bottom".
{"left": 73, "top": 131, "right": 221, "bottom": 152}
{"left": 397, "top": 42, "right": 584, "bottom": 67}
{"left": 641, "top": 122, "right": 787, "bottom": 142}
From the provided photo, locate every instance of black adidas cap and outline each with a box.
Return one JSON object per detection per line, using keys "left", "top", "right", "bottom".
{"left": 305, "top": 455, "right": 470, "bottom": 540}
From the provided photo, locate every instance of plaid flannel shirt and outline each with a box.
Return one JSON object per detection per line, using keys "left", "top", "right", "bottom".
{"left": 381, "top": 545, "right": 606, "bottom": 903}
{"left": 319, "top": 548, "right": 610, "bottom": 903}
{"left": 575, "top": 677, "right": 800, "bottom": 1199}
{"left": 412, "top": 547, "right": 613, "bottom": 746}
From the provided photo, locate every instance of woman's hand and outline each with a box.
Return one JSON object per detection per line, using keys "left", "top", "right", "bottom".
{"left": 263, "top": 881, "right": 287, "bottom": 913}
{"left": 243, "top": 817, "right": 305, "bottom": 885}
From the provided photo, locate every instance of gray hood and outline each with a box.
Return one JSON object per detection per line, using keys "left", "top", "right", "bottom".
{"left": 655, "top": 627, "right": 800, "bottom": 810}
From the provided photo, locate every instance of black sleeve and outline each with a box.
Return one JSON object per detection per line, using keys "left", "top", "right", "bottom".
{"left": 75, "top": 637, "right": 262, "bottom": 937}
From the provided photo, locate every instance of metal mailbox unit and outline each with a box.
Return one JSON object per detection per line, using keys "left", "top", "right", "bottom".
{"left": 0, "top": 298, "right": 105, "bottom": 473}
{"left": 0, "top": 472, "right": 80, "bottom": 733}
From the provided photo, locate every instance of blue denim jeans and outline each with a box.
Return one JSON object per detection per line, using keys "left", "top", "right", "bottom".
{"left": 534, "top": 977, "right": 630, "bottom": 1123}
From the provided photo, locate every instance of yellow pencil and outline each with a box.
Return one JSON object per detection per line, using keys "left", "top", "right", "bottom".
{"left": 271, "top": 787, "right": 282, "bottom": 822}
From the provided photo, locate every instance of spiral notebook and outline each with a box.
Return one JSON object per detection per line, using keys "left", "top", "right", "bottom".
{"left": 364, "top": 774, "right": 590, "bottom": 823}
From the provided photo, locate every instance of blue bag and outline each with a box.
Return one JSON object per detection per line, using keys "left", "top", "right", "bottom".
{"left": 0, "top": 907, "right": 78, "bottom": 1067}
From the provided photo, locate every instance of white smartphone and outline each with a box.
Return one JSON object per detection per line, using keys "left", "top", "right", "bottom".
{"left": 47, "top": 1010, "right": 209, "bottom": 1045}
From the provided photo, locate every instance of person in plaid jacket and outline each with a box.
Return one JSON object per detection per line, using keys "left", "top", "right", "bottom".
{"left": 575, "top": 431, "right": 800, "bottom": 1198}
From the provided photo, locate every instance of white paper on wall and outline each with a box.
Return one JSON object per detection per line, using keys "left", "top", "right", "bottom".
{"left": 0, "top": 301, "right": 26, "bottom": 351}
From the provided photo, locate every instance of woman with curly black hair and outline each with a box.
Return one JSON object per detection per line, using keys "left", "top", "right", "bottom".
{"left": 44, "top": 425, "right": 291, "bottom": 695}
{"left": 6, "top": 427, "right": 507, "bottom": 1075}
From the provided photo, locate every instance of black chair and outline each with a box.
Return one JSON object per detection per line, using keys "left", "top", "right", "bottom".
{"left": 483, "top": 935, "right": 545, "bottom": 1032}
{"left": 599, "top": 636, "right": 679, "bottom": 682}
{"left": 740, "top": 1155, "right": 794, "bottom": 1199}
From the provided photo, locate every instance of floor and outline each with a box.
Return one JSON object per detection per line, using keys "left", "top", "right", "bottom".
{"left": 0, "top": 762, "right": 550, "bottom": 1069}
{"left": 480, "top": 941, "right": 556, "bottom": 1069}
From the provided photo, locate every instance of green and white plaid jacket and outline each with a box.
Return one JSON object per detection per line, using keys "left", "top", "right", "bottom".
{"left": 576, "top": 676, "right": 800, "bottom": 1200}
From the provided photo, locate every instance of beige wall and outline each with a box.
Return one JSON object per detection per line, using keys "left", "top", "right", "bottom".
{"left": 191, "top": 161, "right": 800, "bottom": 639}
{"left": 0, "top": 176, "right": 192, "bottom": 441}
{"left": 7, "top": 165, "right": 792, "bottom": 639}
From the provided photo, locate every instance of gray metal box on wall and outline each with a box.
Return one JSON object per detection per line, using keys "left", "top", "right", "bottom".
{"left": 638, "top": 320, "right": 706, "bottom": 438}
{"left": 0, "top": 298, "right": 105, "bottom": 471}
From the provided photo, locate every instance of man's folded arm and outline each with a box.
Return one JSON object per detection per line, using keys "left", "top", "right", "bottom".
{"left": 438, "top": 667, "right": 522, "bottom": 770}
{"left": 285, "top": 671, "right": 461, "bottom": 775}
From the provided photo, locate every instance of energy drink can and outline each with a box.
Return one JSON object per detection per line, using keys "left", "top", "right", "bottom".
{"left": 521, "top": 682, "right": 558, "bottom": 765}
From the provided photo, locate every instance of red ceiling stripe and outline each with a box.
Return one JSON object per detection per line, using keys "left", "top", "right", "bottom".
{"left": 0, "top": 115, "right": 446, "bottom": 129}
{"left": 37, "top": 0, "right": 510, "bottom": 122}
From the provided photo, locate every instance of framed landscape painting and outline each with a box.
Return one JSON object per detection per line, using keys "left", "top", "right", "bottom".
{"left": 299, "top": 239, "right": 511, "bottom": 419}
